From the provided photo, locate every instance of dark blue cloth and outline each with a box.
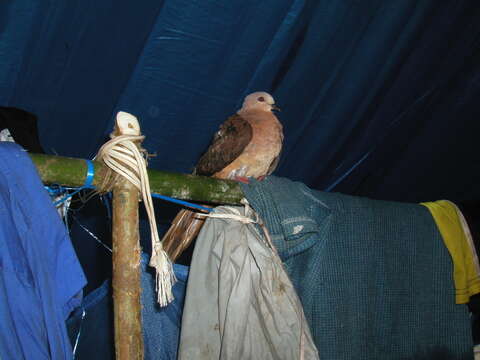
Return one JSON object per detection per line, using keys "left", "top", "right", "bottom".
{"left": 67, "top": 254, "right": 188, "bottom": 360}
{"left": 0, "top": 143, "right": 87, "bottom": 359}
{"left": 142, "top": 262, "right": 188, "bottom": 359}
{"left": 1, "top": 1, "right": 479, "bottom": 203}
{"left": 241, "top": 176, "right": 473, "bottom": 360}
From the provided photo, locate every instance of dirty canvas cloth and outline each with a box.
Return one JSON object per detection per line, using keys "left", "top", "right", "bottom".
{"left": 178, "top": 206, "right": 319, "bottom": 360}
{"left": 240, "top": 176, "right": 473, "bottom": 360}
{"left": 0, "top": 143, "right": 86, "bottom": 359}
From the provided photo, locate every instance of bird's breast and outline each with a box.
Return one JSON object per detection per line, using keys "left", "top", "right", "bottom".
{"left": 213, "top": 112, "right": 283, "bottom": 179}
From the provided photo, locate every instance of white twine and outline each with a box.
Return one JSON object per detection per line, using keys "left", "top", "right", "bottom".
{"left": 96, "top": 134, "right": 176, "bottom": 307}
{"left": 196, "top": 199, "right": 276, "bottom": 252}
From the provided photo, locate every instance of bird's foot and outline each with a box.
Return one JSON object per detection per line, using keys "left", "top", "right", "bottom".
{"left": 256, "top": 175, "right": 266, "bottom": 181}
{"left": 233, "top": 176, "right": 251, "bottom": 184}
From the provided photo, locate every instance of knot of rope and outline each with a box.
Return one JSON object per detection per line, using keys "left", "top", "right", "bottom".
{"left": 197, "top": 199, "right": 276, "bottom": 251}
{"left": 96, "top": 133, "right": 176, "bottom": 307}
{"left": 95, "top": 134, "right": 145, "bottom": 192}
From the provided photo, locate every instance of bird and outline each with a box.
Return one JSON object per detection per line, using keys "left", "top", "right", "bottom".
{"left": 162, "top": 91, "right": 284, "bottom": 261}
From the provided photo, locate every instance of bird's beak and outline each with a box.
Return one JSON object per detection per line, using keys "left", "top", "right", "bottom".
{"left": 271, "top": 104, "right": 281, "bottom": 112}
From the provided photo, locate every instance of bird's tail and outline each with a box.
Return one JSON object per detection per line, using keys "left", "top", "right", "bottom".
{"left": 162, "top": 208, "right": 208, "bottom": 262}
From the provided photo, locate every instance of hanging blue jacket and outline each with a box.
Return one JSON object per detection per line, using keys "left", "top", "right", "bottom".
{"left": 241, "top": 176, "right": 472, "bottom": 360}
{"left": 66, "top": 254, "right": 188, "bottom": 360}
{"left": 0, "top": 143, "right": 86, "bottom": 359}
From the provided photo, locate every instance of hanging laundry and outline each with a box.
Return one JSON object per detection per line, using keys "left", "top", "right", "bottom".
{"left": 67, "top": 253, "right": 188, "bottom": 360}
{"left": 421, "top": 200, "right": 480, "bottom": 304}
{"left": 0, "top": 143, "right": 86, "bottom": 359}
{"left": 239, "top": 176, "right": 473, "bottom": 360}
{"left": 456, "top": 201, "right": 480, "bottom": 345}
{"left": 178, "top": 205, "right": 319, "bottom": 360}
{"left": 457, "top": 201, "right": 480, "bottom": 260}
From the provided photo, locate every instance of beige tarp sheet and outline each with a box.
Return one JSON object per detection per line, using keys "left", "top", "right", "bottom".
{"left": 178, "top": 205, "right": 319, "bottom": 360}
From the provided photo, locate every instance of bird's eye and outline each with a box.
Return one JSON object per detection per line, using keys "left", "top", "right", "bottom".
{"left": 257, "top": 96, "right": 265, "bottom": 102}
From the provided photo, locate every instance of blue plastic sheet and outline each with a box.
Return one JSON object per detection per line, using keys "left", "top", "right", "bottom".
{"left": 0, "top": 0, "right": 479, "bottom": 200}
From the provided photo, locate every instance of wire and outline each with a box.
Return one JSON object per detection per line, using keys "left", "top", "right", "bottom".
{"left": 151, "top": 193, "right": 212, "bottom": 212}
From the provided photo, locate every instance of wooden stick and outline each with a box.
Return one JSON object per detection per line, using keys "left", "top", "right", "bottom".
{"left": 112, "top": 177, "right": 144, "bottom": 359}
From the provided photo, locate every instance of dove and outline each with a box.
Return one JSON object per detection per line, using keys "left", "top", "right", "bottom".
{"left": 162, "top": 91, "right": 283, "bottom": 261}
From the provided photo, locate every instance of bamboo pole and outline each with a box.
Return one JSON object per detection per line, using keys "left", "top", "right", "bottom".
{"left": 30, "top": 153, "right": 243, "bottom": 204}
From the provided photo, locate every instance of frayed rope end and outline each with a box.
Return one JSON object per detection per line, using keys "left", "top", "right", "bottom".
{"left": 149, "top": 244, "right": 177, "bottom": 307}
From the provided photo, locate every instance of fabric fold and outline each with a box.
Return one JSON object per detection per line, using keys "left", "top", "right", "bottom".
{"left": 0, "top": 143, "right": 86, "bottom": 360}
{"left": 421, "top": 200, "right": 480, "bottom": 304}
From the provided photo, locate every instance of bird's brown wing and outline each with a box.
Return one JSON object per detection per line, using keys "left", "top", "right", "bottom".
{"left": 163, "top": 115, "right": 251, "bottom": 261}
{"left": 195, "top": 114, "right": 252, "bottom": 176}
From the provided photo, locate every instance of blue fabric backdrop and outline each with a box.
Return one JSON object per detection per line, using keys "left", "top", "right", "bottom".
{"left": 0, "top": 0, "right": 479, "bottom": 202}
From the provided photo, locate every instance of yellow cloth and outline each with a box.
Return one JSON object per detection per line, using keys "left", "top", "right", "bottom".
{"left": 421, "top": 200, "right": 480, "bottom": 304}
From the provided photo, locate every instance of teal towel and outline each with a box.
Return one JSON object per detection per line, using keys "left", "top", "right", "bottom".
{"left": 241, "top": 176, "right": 472, "bottom": 360}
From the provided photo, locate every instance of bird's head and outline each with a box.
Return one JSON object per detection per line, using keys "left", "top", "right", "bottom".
{"left": 239, "top": 91, "right": 279, "bottom": 113}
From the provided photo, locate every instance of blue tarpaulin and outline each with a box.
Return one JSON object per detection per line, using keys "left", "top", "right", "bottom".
{"left": 0, "top": 0, "right": 478, "bottom": 202}
{"left": 1, "top": 2, "right": 480, "bottom": 358}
